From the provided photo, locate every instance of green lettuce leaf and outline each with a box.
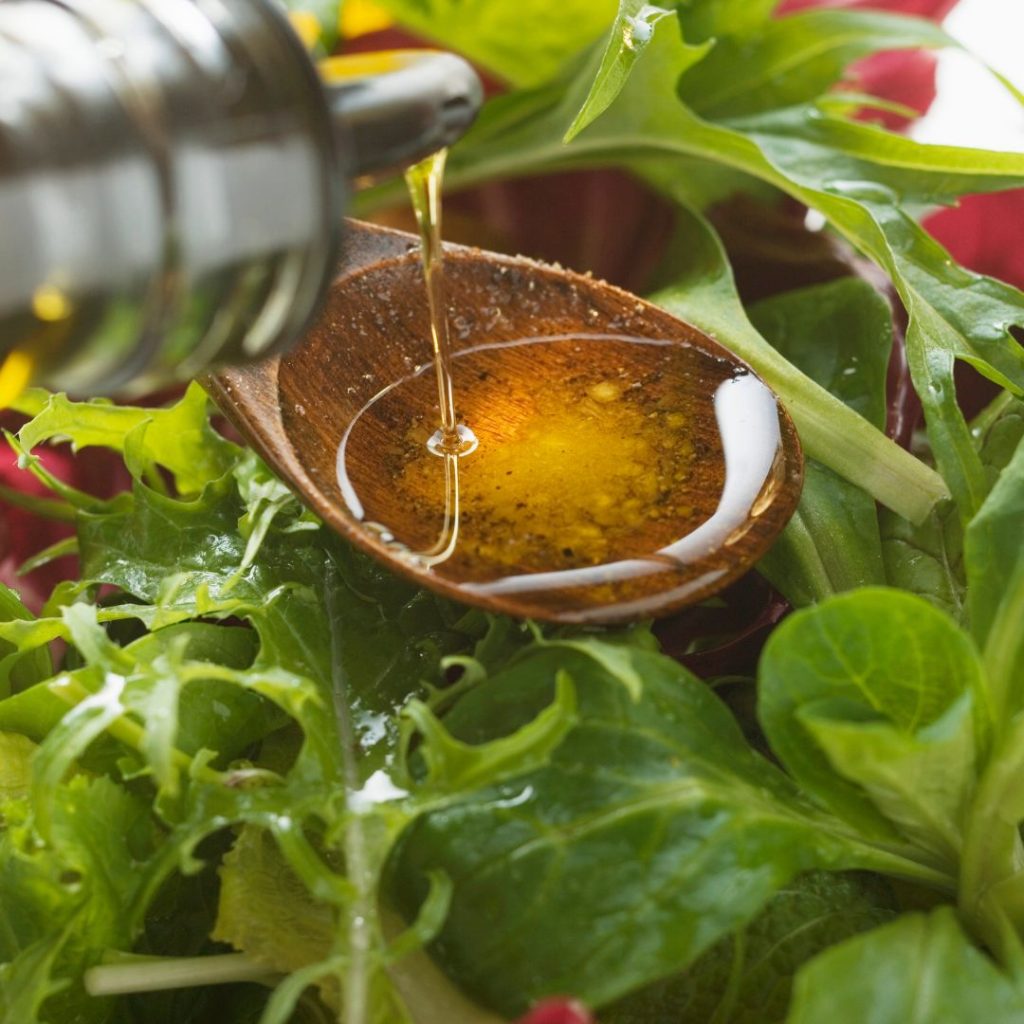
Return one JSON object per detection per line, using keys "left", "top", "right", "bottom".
{"left": 0, "top": 775, "right": 163, "bottom": 1024}
{"left": 0, "top": 584, "right": 52, "bottom": 698}
{"left": 759, "top": 588, "right": 987, "bottom": 869}
{"left": 964, "top": 435, "right": 1024, "bottom": 714}
{"left": 0, "top": 733, "right": 36, "bottom": 803}
{"left": 786, "top": 909, "right": 1024, "bottom": 1023}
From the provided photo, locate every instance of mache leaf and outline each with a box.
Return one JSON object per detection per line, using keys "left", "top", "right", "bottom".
{"left": 786, "top": 909, "right": 1024, "bottom": 1023}
{"left": 759, "top": 588, "right": 986, "bottom": 869}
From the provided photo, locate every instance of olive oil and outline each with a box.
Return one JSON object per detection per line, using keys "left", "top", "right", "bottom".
{"left": 331, "top": 153, "right": 794, "bottom": 620}
{"left": 403, "top": 149, "right": 477, "bottom": 458}
{"left": 337, "top": 332, "right": 789, "bottom": 619}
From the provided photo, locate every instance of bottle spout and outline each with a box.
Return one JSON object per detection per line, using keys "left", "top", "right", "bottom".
{"left": 322, "top": 51, "right": 484, "bottom": 179}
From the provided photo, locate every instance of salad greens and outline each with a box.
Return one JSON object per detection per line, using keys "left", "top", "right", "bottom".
{"left": 3, "top": 0, "right": 1024, "bottom": 1022}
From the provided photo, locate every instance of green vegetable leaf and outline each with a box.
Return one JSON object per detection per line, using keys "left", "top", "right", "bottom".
{"left": 408, "top": 3, "right": 1024, "bottom": 521}
{"left": 973, "top": 392, "right": 1024, "bottom": 486}
{"left": 1, "top": 389, "right": 494, "bottom": 1024}
{"left": 565, "top": 3, "right": 709, "bottom": 142}
{"left": 964, "top": 434, "right": 1024, "bottom": 714}
{"left": 213, "top": 826, "right": 336, "bottom": 987}
{"left": 386, "top": 638, "right": 930, "bottom": 1015}
{"left": 759, "top": 588, "right": 987, "bottom": 868}
{"left": 374, "top": 0, "right": 618, "bottom": 87}
{"left": 0, "top": 584, "right": 51, "bottom": 698}
{"left": 0, "top": 774, "right": 164, "bottom": 1024}
{"left": 750, "top": 277, "right": 891, "bottom": 605}
{"left": 786, "top": 909, "right": 1024, "bottom": 1023}
{"left": 651, "top": 201, "right": 944, "bottom": 523}
{"left": 678, "top": 10, "right": 952, "bottom": 120}
{"left": 0, "top": 733, "right": 36, "bottom": 803}
{"left": 880, "top": 499, "right": 965, "bottom": 621}
{"left": 17, "top": 384, "right": 236, "bottom": 497}
{"left": 602, "top": 871, "right": 896, "bottom": 1024}
{"left": 0, "top": 933, "right": 67, "bottom": 1024}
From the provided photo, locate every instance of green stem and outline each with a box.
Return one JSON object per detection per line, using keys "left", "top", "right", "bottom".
{"left": 48, "top": 676, "right": 210, "bottom": 784}
{"left": 84, "top": 953, "right": 274, "bottom": 997}
{"left": 0, "top": 483, "right": 76, "bottom": 522}
{"left": 677, "top": 301, "right": 949, "bottom": 523}
{"left": 970, "top": 388, "right": 1017, "bottom": 438}
{"left": 324, "top": 560, "right": 378, "bottom": 1024}
{"left": 18, "top": 536, "right": 78, "bottom": 576}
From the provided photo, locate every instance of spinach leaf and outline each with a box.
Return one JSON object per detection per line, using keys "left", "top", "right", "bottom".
{"left": 567, "top": 2, "right": 709, "bottom": 141}
{"left": 386, "top": 637, "right": 936, "bottom": 1015}
{"left": 880, "top": 499, "right": 965, "bottom": 622}
{"left": 602, "top": 871, "right": 896, "bottom": 1024}
{"left": 786, "top": 909, "right": 1024, "bottom": 1023}
{"left": 676, "top": 9, "right": 952, "bottom": 121}
{"left": 973, "top": 393, "right": 1024, "bottom": 486}
{"left": 759, "top": 588, "right": 987, "bottom": 870}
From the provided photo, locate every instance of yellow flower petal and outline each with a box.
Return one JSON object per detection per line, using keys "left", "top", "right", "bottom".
{"left": 0, "top": 350, "right": 34, "bottom": 409}
{"left": 341, "top": 0, "right": 393, "bottom": 39}
{"left": 288, "top": 10, "right": 322, "bottom": 49}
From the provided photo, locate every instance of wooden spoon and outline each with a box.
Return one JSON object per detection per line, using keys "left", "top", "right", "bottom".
{"left": 207, "top": 219, "right": 803, "bottom": 624}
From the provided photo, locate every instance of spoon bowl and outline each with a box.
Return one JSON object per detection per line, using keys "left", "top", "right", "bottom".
{"left": 207, "top": 219, "right": 803, "bottom": 624}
